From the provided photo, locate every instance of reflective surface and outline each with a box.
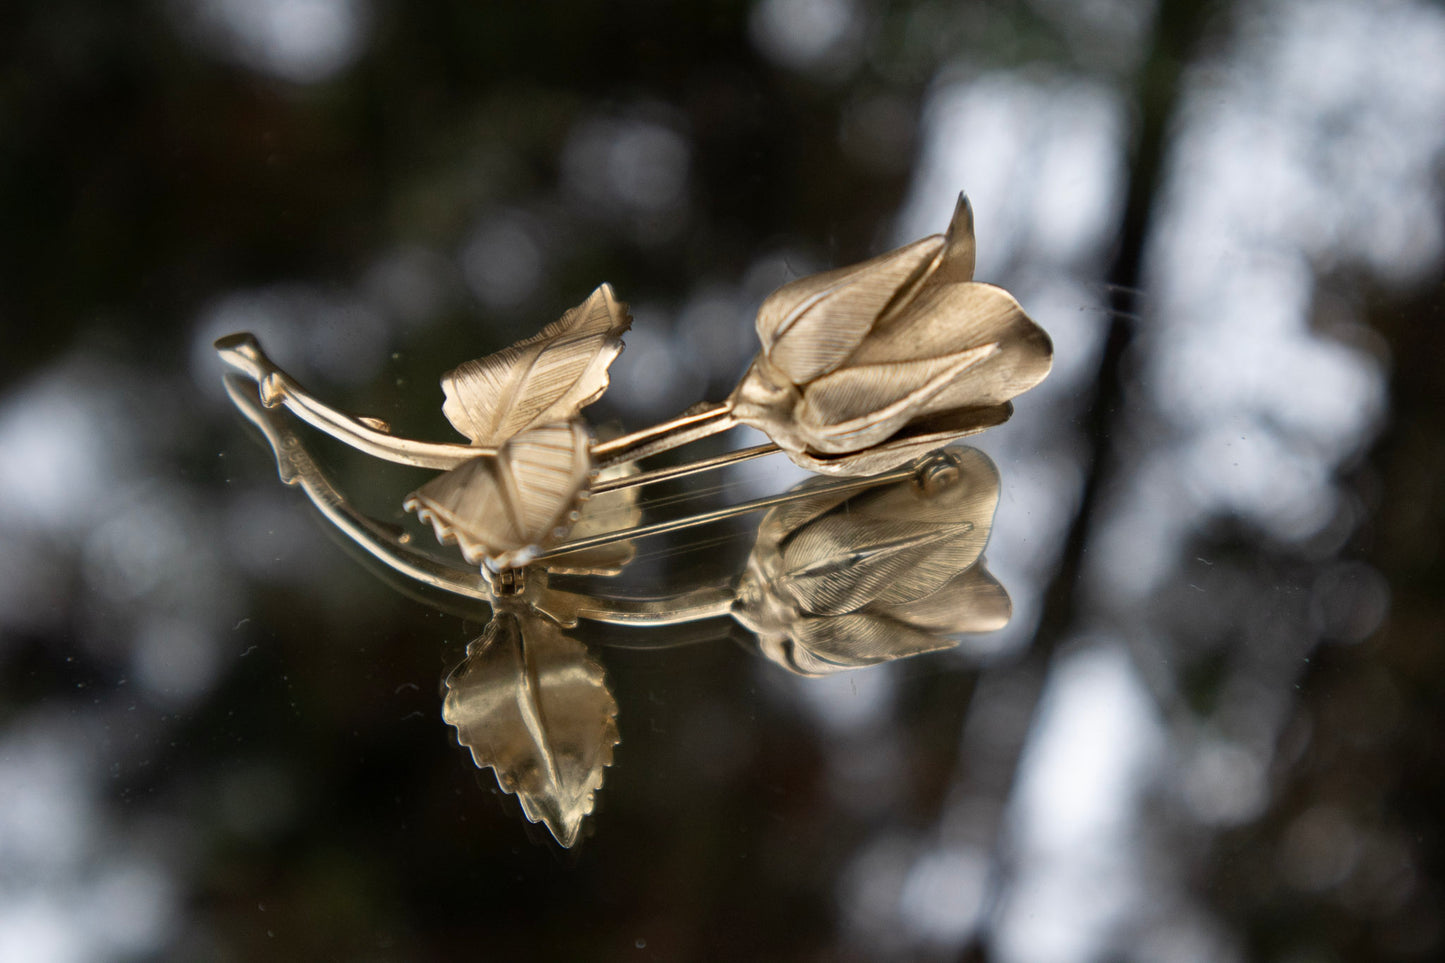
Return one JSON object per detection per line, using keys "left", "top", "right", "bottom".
{"left": 2, "top": 0, "right": 1443, "bottom": 959}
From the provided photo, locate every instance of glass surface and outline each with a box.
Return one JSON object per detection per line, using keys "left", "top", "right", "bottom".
{"left": 2, "top": 1, "right": 1442, "bottom": 960}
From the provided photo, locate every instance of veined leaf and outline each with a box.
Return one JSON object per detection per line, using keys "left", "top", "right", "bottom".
{"left": 443, "top": 608, "right": 618, "bottom": 847}
{"left": 404, "top": 421, "right": 592, "bottom": 569}
{"left": 442, "top": 284, "right": 631, "bottom": 445}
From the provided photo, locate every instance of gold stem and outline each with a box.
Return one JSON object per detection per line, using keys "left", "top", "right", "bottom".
{"left": 592, "top": 443, "right": 779, "bottom": 494}
{"left": 223, "top": 375, "right": 497, "bottom": 602}
{"left": 216, "top": 333, "right": 747, "bottom": 474}
{"left": 538, "top": 463, "right": 916, "bottom": 559}
{"left": 590, "top": 401, "right": 737, "bottom": 469}
{"left": 226, "top": 373, "right": 739, "bottom": 627}
{"left": 216, "top": 333, "right": 487, "bottom": 470}
{"left": 573, "top": 585, "right": 737, "bottom": 626}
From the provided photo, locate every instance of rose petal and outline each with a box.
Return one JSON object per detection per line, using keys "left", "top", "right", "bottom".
{"left": 756, "top": 236, "right": 942, "bottom": 384}
{"left": 795, "top": 344, "right": 998, "bottom": 453}
{"left": 784, "top": 403, "right": 1013, "bottom": 475}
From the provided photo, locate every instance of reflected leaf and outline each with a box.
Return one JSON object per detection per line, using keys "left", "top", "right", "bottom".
{"left": 443, "top": 606, "right": 619, "bottom": 847}
{"left": 541, "top": 459, "right": 642, "bottom": 577}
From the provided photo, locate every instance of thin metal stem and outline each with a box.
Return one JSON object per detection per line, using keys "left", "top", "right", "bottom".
{"left": 593, "top": 443, "right": 779, "bottom": 494}
{"left": 226, "top": 374, "right": 745, "bottom": 629}
{"left": 590, "top": 401, "right": 737, "bottom": 470}
{"left": 538, "top": 463, "right": 917, "bottom": 559}
{"left": 216, "top": 334, "right": 487, "bottom": 470}
{"left": 573, "top": 585, "right": 737, "bottom": 626}
{"left": 217, "top": 333, "right": 748, "bottom": 475}
{"left": 223, "top": 375, "right": 497, "bottom": 602}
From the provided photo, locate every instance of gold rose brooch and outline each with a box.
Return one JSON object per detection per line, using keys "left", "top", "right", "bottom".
{"left": 217, "top": 193, "right": 1052, "bottom": 577}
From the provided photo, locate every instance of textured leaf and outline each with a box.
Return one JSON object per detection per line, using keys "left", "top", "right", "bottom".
{"left": 441, "top": 284, "right": 631, "bottom": 445}
{"left": 443, "top": 609, "right": 618, "bottom": 847}
{"left": 404, "top": 421, "right": 591, "bottom": 569}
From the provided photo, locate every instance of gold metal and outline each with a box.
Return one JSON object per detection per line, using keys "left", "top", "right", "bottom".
{"left": 536, "top": 461, "right": 920, "bottom": 560}
{"left": 224, "top": 375, "right": 624, "bottom": 626}
{"left": 217, "top": 192, "right": 1048, "bottom": 573}
{"left": 733, "top": 446, "right": 1009, "bottom": 674}
{"left": 403, "top": 419, "right": 594, "bottom": 570}
{"left": 227, "top": 374, "right": 1006, "bottom": 650}
{"left": 443, "top": 603, "right": 618, "bottom": 848}
{"left": 225, "top": 374, "right": 492, "bottom": 603}
{"left": 589, "top": 401, "right": 736, "bottom": 468}
{"left": 590, "top": 442, "right": 778, "bottom": 494}
{"left": 226, "top": 380, "right": 1009, "bottom": 845}
{"left": 586, "top": 192, "right": 1052, "bottom": 475}
{"left": 727, "top": 194, "right": 1052, "bottom": 473}
{"left": 216, "top": 332, "right": 485, "bottom": 469}
{"left": 218, "top": 284, "right": 632, "bottom": 567}
{"left": 438, "top": 283, "right": 631, "bottom": 445}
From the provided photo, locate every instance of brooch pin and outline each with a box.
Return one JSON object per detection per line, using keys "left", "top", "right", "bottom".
{"left": 217, "top": 192, "right": 1050, "bottom": 573}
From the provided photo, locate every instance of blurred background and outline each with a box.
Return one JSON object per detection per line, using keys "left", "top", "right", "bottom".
{"left": 1, "top": 0, "right": 1443, "bottom": 959}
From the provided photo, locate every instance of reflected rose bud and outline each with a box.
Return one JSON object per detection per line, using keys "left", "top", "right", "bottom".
{"left": 732, "top": 446, "right": 1011, "bottom": 675}
{"left": 729, "top": 195, "right": 1052, "bottom": 475}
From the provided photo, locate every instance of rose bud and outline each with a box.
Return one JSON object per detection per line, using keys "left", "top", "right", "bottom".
{"left": 729, "top": 194, "right": 1052, "bottom": 475}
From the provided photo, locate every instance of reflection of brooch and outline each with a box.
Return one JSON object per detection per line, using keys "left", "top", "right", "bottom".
{"left": 216, "top": 192, "right": 1051, "bottom": 573}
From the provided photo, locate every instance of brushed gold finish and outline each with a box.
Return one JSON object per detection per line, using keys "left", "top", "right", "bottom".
{"left": 224, "top": 375, "right": 620, "bottom": 626}
{"left": 727, "top": 194, "right": 1052, "bottom": 474}
{"left": 227, "top": 373, "right": 1007, "bottom": 655}
{"left": 440, "top": 284, "right": 631, "bottom": 445}
{"left": 225, "top": 374, "right": 493, "bottom": 602}
{"left": 534, "top": 460, "right": 921, "bottom": 560}
{"left": 217, "top": 191, "right": 1047, "bottom": 570}
{"left": 732, "top": 446, "right": 1008, "bottom": 675}
{"left": 225, "top": 380, "right": 1011, "bottom": 845}
{"left": 443, "top": 604, "right": 619, "bottom": 848}
{"left": 216, "top": 332, "right": 484, "bottom": 470}
{"left": 589, "top": 401, "right": 736, "bottom": 468}
{"left": 581, "top": 192, "right": 1051, "bottom": 475}
{"left": 590, "top": 442, "right": 778, "bottom": 494}
{"left": 403, "top": 420, "right": 594, "bottom": 570}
